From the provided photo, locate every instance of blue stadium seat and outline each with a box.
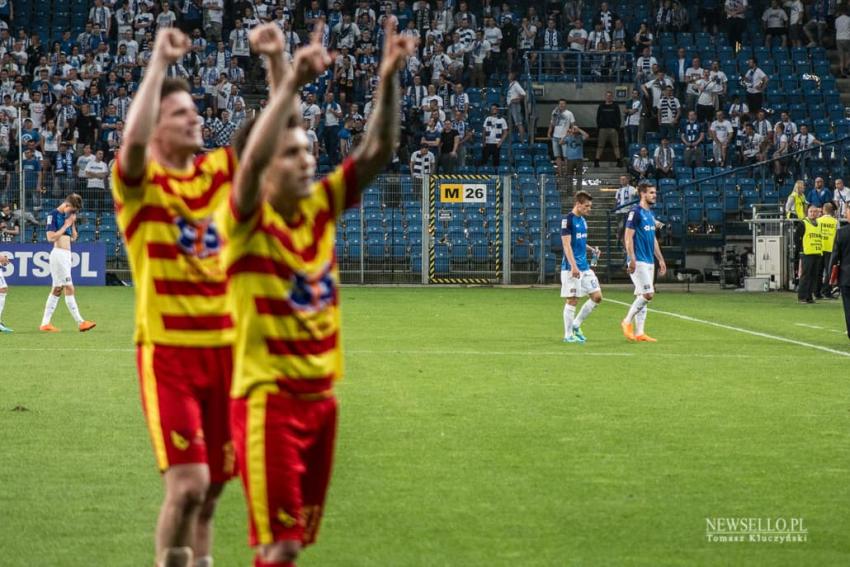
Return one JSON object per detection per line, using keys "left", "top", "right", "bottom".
{"left": 705, "top": 202, "right": 724, "bottom": 224}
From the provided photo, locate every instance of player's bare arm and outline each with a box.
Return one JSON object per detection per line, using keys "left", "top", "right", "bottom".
{"left": 352, "top": 19, "right": 416, "bottom": 188}
{"left": 46, "top": 215, "right": 75, "bottom": 243}
{"left": 562, "top": 234, "right": 580, "bottom": 278}
{"left": 233, "top": 23, "right": 333, "bottom": 217}
{"left": 120, "top": 28, "right": 191, "bottom": 181}
{"left": 654, "top": 239, "right": 666, "bottom": 275}
{"left": 624, "top": 227, "right": 636, "bottom": 273}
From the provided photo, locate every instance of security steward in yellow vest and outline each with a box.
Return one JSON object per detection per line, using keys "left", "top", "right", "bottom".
{"left": 798, "top": 205, "right": 823, "bottom": 303}
{"left": 819, "top": 203, "right": 839, "bottom": 298}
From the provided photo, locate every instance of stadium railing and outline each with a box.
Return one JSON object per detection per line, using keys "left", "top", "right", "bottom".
{"left": 524, "top": 50, "right": 634, "bottom": 85}
{"left": 604, "top": 135, "right": 850, "bottom": 284}
{"left": 4, "top": 170, "right": 566, "bottom": 285}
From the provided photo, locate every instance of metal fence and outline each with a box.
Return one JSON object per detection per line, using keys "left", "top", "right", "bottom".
{"left": 524, "top": 50, "right": 634, "bottom": 85}
{"left": 605, "top": 136, "right": 850, "bottom": 283}
{"left": 0, "top": 171, "right": 569, "bottom": 284}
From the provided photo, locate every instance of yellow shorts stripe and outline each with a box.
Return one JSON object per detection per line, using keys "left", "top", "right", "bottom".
{"left": 140, "top": 344, "right": 169, "bottom": 471}
{"left": 247, "top": 387, "right": 272, "bottom": 544}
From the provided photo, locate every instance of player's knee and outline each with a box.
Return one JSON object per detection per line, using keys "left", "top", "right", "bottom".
{"left": 643, "top": 293, "right": 654, "bottom": 301}
{"left": 566, "top": 298, "right": 578, "bottom": 306}
{"left": 0, "top": 288, "right": 7, "bottom": 294}
{"left": 51, "top": 287, "right": 62, "bottom": 296}
{"left": 197, "top": 484, "right": 225, "bottom": 522}
{"left": 166, "top": 475, "right": 209, "bottom": 515}
{"left": 262, "top": 540, "right": 301, "bottom": 564}
{"left": 64, "top": 286, "right": 75, "bottom": 296}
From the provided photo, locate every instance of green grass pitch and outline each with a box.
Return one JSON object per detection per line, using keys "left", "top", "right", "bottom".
{"left": 1, "top": 285, "right": 849, "bottom": 566}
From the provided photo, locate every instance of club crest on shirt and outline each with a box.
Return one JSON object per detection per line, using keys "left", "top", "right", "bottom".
{"left": 175, "top": 216, "right": 221, "bottom": 258}
{"left": 287, "top": 265, "right": 335, "bottom": 314}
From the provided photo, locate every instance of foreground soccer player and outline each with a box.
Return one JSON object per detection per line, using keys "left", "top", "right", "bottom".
{"left": 622, "top": 183, "right": 666, "bottom": 342}
{"left": 560, "top": 190, "right": 603, "bottom": 343}
{"left": 111, "top": 28, "right": 253, "bottom": 567}
{"left": 39, "top": 193, "right": 96, "bottom": 332}
{"left": 222, "top": 21, "right": 415, "bottom": 567}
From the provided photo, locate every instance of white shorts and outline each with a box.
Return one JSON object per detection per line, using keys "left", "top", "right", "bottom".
{"left": 630, "top": 261, "right": 655, "bottom": 295}
{"left": 560, "top": 269, "right": 601, "bottom": 298}
{"left": 50, "top": 248, "right": 73, "bottom": 287}
{"left": 0, "top": 273, "right": 6, "bottom": 288}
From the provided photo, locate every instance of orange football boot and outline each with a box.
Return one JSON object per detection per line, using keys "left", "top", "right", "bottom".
{"left": 621, "top": 320, "right": 636, "bottom": 341}
{"left": 39, "top": 324, "right": 60, "bottom": 332}
{"left": 79, "top": 321, "right": 97, "bottom": 332}
{"left": 635, "top": 334, "right": 657, "bottom": 342}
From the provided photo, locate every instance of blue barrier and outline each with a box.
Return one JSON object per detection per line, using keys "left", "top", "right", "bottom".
{"left": 0, "top": 243, "right": 106, "bottom": 286}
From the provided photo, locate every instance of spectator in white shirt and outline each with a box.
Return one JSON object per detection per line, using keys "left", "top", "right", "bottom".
{"left": 743, "top": 58, "right": 767, "bottom": 115}
{"left": 548, "top": 99, "right": 575, "bottom": 177}
{"left": 762, "top": 0, "right": 789, "bottom": 48}
{"left": 480, "top": 104, "right": 508, "bottom": 167}
{"left": 784, "top": 0, "right": 804, "bottom": 47}
{"left": 506, "top": 72, "right": 526, "bottom": 139}
{"left": 629, "top": 146, "right": 653, "bottom": 181}
{"left": 836, "top": 8, "right": 850, "bottom": 77}
{"left": 710, "top": 110, "right": 734, "bottom": 167}
{"left": 567, "top": 19, "right": 588, "bottom": 51}
{"left": 684, "top": 57, "right": 703, "bottom": 111}
{"left": 653, "top": 137, "right": 675, "bottom": 179}
{"left": 834, "top": 178, "right": 850, "bottom": 219}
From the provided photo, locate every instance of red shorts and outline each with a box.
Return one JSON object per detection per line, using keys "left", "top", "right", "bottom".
{"left": 136, "top": 344, "right": 236, "bottom": 483}
{"left": 231, "top": 386, "right": 338, "bottom": 547}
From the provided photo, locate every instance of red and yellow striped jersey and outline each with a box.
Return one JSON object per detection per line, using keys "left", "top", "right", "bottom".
{"left": 218, "top": 158, "right": 359, "bottom": 399}
{"left": 111, "top": 147, "right": 236, "bottom": 346}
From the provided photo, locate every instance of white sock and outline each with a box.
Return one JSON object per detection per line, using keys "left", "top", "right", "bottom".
{"left": 574, "top": 299, "right": 598, "bottom": 328}
{"left": 635, "top": 307, "right": 648, "bottom": 336}
{"left": 563, "top": 303, "right": 576, "bottom": 338}
{"left": 0, "top": 292, "right": 5, "bottom": 321}
{"left": 64, "top": 295, "right": 85, "bottom": 324}
{"left": 41, "top": 294, "right": 59, "bottom": 326}
{"left": 195, "top": 557, "right": 213, "bottom": 567}
{"left": 624, "top": 296, "right": 648, "bottom": 323}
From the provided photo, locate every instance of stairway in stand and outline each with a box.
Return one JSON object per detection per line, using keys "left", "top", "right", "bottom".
{"left": 558, "top": 160, "right": 629, "bottom": 279}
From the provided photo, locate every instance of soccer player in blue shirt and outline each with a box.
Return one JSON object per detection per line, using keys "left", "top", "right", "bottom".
{"left": 622, "top": 183, "right": 666, "bottom": 342}
{"left": 39, "top": 193, "right": 96, "bottom": 332}
{"left": 560, "top": 191, "right": 603, "bottom": 343}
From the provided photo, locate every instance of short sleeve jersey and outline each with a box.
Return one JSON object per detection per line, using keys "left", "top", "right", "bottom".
{"left": 46, "top": 208, "right": 72, "bottom": 237}
{"left": 111, "top": 147, "right": 236, "bottom": 346}
{"left": 217, "top": 158, "right": 360, "bottom": 399}
{"left": 560, "top": 212, "right": 589, "bottom": 271}
{"left": 625, "top": 205, "right": 657, "bottom": 263}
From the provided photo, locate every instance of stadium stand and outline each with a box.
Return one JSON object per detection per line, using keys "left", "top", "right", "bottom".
{"left": 0, "top": 0, "right": 847, "bottom": 284}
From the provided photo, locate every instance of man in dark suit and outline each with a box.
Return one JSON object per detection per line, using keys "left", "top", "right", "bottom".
{"left": 829, "top": 206, "right": 850, "bottom": 340}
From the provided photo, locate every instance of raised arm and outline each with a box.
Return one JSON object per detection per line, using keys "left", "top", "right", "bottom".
{"left": 119, "top": 29, "right": 191, "bottom": 182}
{"left": 352, "top": 19, "right": 417, "bottom": 188}
{"left": 232, "top": 23, "right": 332, "bottom": 217}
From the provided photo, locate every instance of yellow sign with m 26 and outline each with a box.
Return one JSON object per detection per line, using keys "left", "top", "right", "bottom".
{"left": 440, "top": 183, "right": 487, "bottom": 203}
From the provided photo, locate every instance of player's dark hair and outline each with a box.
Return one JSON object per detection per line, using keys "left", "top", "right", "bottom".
{"left": 160, "top": 77, "right": 191, "bottom": 101}
{"left": 575, "top": 191, "right": 592, "bottom": 204}
{"left": 637, "top": 182, "right": 653, "bottom": 194}
{"left": 65, "top": 193, "right": 83, "bottom": 210}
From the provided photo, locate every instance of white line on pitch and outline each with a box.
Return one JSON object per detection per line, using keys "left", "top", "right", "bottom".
{"left": 607, "top": 299, "right": 850, "bottom": 358}
{"left": 3, "top": 347, "right": 778, "bottom": 360}
{"left": 794, "top": 323, "right": 844, "bottom": 334}
{"left": 348, "top": 350, "right": 786, "bottom": 359}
